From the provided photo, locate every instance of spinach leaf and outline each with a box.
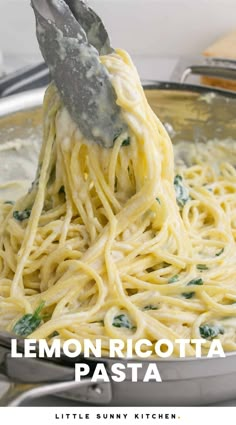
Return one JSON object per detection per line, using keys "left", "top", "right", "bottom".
{"left": 197, "top": 264, "right": 208, "bottom": 271}
{"left": 112, "top": 314, "right": 135, "bottom": 329}
{"left": 113, "top": 132, "right": 130, "bottom": 147}
{"left": 143, "top": 305, "right": 159, "bottom": 311}
{"left": 168, "top": 275, "right": 179, "bottom": 284}
{"left": 122, "top": 137, "right": 131, "bottom": 147}
{"left": 200, "top": 324, "right": 224, "bottom": 341}
{"left": 182, "top": 292, "right": 195, "bottom": 299}
{"left": 187, "top": 277, "right": 203, "bottom": 286}
{"left": 13, "top": 301, "right": 45, "bottom": 337}
{"left": 13, "top": 209, "right": 31, "bottom": 222}
{"left": 4, "top": 201, "right": 14, "bottom": 205}
{"left": 174, "top": 175, "right": 190, "bottom": 208}
{"left": 216, "top": 248, "right": 224, "bottom": 257}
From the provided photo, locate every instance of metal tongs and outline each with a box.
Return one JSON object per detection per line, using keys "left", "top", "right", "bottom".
{"left": 31, "top": 0, "right": 127, "bottom": 148}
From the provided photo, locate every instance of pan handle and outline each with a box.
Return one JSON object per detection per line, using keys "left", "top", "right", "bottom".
{"left": 170, "top": 57, "right": 236, "bottom": 84}
{"left": 0, "top": 344, "right": 112, "bottom": 406}
{"left": 0, "top": 376, "right": 112, "bottom": 406}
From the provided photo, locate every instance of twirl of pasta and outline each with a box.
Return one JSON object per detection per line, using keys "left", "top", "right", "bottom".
{"left": 0, "top": 49, "right": 236, "bottom": 357}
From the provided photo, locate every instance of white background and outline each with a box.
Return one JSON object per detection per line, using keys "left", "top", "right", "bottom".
{"left": 0, "top": 406, "right": 236, "bottom": 424}
{"left": 0, "top": 0, "right": 235, "bottom": 74}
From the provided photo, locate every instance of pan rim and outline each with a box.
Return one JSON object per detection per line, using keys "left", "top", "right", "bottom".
{"left": 1, "top": 80, "right": 236, "bottom": 118}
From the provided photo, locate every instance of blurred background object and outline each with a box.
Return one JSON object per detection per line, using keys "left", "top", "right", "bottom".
{"left": 202, "top": 31, "right": 236, "bottom": 90}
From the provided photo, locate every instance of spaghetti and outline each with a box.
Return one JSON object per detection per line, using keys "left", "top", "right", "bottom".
{"left": 0, "top": 50, "right": 236, "bottom": 357}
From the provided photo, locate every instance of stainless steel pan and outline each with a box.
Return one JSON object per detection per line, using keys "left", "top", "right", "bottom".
{"left": 1, "top": 59, "right": 236, "bottom": 407}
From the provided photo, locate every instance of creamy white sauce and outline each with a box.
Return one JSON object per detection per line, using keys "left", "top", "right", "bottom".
{"left": 0, "top": 117, "right": 235, "bottom": 204}
{"left": 199, "top": 93, "right": 216, "bottom": 105}
{"left": 174, "top": 138, "right": 236, "bottom": 170}
{"left": 0, "top": 135, "right": 41, "bottom": 201}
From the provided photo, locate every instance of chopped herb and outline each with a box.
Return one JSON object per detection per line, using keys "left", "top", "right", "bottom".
{"left": 199, "top": 324, "right": 224, "bottom": 341}
{"left": 187, "top": 277, "right": 203, "bottom": 286}
{"left": 59, "top": 186, "right": 65, "bottom": 194}
{"left": 13, "top": 209, "right": 31, "bottom": 222}
{"left": 112, "top": 314, "right": 135, "bottom": 329}
{"left": 168, "top": 275, "right": 179, "bottom": 284}
{"left": 113, "top": 132, "right": 130, "bottom": 147}
{"left": 122, "top": 137, "right": 130, "bottom": 147}
{"left": 156, "top": 197, "right": 161, "bottom": 205}
{"left": 174, "top": 175, "right": 190, "bottom": 208}
{"left": 4, "top": 201, "right": 14, "bottom": 205}
{"left": 182, "top": 292, "right": 195, "bottom": 299}
{"left": 13, "top": 301, "right": 45, "bottom": 337}
{"left": 143, "top": 305, "right": 159, "bottom": 311}
{"left": 197, "top": 264, "right": 208, "bottom": 271}
{"left": 216, "top": 248, "right": 224, "bottom": 257}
